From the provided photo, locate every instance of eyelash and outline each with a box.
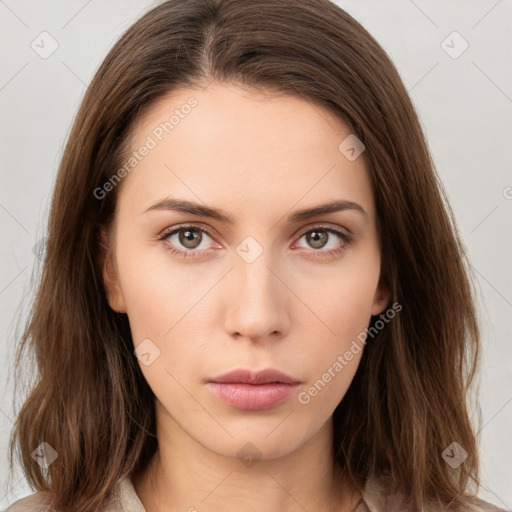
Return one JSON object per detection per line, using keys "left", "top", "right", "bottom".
{"left": 158, "top": 223, "right": 353, "bottom": 260}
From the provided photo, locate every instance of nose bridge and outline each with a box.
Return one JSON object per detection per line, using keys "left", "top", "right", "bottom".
{"left": 225, "top": 236, "right": 288, "bottom": 340}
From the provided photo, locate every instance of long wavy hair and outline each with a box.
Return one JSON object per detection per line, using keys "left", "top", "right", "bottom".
{"left": 8, "top": 1, "right": 483, "bottom": 510}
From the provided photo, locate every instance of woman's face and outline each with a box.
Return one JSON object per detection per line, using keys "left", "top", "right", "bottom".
{"left": 102, "top": 82, "right": 388, "bottom": 460}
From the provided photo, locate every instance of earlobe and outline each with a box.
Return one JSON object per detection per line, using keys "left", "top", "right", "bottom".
{"left": 98, "top": 226, "right": 127, "bottom": 314}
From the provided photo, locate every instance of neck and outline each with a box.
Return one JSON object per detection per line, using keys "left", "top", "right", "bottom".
{"left": 132, "top": 403, "right": 361, "bottom": 512}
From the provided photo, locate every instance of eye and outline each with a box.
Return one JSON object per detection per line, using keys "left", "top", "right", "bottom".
{"left": 293, "top": 225, "right": 352, "bottom": 258}
{"left": 159, "top": 224, "right": 219, "bottom": 258}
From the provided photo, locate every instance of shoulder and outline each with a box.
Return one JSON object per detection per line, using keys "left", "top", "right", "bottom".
{"left": 3, "top": 476, "right": 145, "bottom": 512}
{"left": 360, "top": 475, "right": 507, "bottom": 512}
{"left": 460, "top": 495, "right": 508, "bottom": 512}
{"left": 3, "top": 490, "right": 56, "bottom": 512}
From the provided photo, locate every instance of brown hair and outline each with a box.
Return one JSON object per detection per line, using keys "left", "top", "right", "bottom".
{"left": 8, "top": 0, "right": 484, "bottom": 510}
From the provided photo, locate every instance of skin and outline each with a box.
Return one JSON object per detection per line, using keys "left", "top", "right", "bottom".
{"left": 101, "top": 81, "right": 389, "bottom": 512}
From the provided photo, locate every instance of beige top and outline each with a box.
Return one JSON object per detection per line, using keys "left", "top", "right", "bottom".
{"left": 4, "top": 475, "right": 506, "bottom": 511}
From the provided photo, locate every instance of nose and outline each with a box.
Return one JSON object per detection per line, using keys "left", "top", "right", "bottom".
{"left": 223, "top": 247, "right": 290, "bottom": 343}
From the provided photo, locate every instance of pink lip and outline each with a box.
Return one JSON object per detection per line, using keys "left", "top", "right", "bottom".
{"left": 206, "top": 368, "right": 301, "bottom": 410}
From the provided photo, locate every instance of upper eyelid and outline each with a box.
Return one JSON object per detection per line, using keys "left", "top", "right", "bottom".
{"left": 161, "top": 222, "right": 217, "bottom": 240}
{"left": 294, "top": 223, "right": 350, "bottom": 237}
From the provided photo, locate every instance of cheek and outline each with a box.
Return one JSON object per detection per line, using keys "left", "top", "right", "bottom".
{"left": 114, "top": 235, "right": 222, "bottom": 390}
{"left": 296, "top": 250, "right": 380, "bottom": 394}
{"left": 115, "top": 243, "right": 209, "bottom": 401}
{"left": 115, "top": 231, "right": 201, "bottom": 341}
{"left": 300, "top": 250, "right": 381, "bottom": 346}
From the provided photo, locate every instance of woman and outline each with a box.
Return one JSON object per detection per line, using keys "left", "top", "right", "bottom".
{"left": 6, "top": 0, "right": 505, "bottom": 511}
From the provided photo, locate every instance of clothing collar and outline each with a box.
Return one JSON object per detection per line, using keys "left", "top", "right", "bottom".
{"left": 113, "top": 475, "right": 380, "bottom": 512}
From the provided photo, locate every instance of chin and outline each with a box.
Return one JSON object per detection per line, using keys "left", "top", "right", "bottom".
{"left": 190, "top": 414, "right": 322, "bottom": 463}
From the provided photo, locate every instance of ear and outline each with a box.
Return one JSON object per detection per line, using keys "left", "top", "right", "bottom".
{"left": 98, "top": 226, "right": 127, "bottom": 313}
{"left": 371, "top": 274, "right": 391, "bottom": 316}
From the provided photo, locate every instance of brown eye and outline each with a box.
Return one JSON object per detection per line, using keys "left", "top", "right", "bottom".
{"left": 294, "top": 225, "right": 351, "bottom": 258}
{"left": 160, "top": 225, "right": 218, "bottom": 257}
{"left": 306, "top": 229, "right": 329, "bottom": 249}
{"left": 178, "top": 228, "right": 203, "bottom": 249}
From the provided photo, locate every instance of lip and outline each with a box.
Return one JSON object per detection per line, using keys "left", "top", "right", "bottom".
{"left": 206, "top": 368, "right": 302, "bottom": 410}
{"left": 208, "top": 368, "right": 301, "bottom": 385}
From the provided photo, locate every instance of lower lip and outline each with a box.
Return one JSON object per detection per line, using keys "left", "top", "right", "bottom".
{"left": 207, "top": 382, "right": 299, "bottom": 410}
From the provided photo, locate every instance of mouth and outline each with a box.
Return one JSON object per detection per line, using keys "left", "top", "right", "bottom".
{"left": 206, "top": 368, "right": 302, "bottom": 410}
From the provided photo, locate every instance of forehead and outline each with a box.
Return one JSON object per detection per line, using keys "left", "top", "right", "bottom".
{"left": 117, "top": 82, "right": 375, "bottom": 220}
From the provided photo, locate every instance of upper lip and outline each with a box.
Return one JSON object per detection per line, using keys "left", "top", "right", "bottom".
{"left": 207, "top": 368, "right": 301, "bottom": 385}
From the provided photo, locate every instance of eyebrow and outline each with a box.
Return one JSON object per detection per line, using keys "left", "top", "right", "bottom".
{"left": 143, "top": 197, "right": 368, "bottom": 224}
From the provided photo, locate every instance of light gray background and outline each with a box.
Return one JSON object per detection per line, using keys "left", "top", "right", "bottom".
{"left": 1, "top": 0, "right": 511, "bottom": 509}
